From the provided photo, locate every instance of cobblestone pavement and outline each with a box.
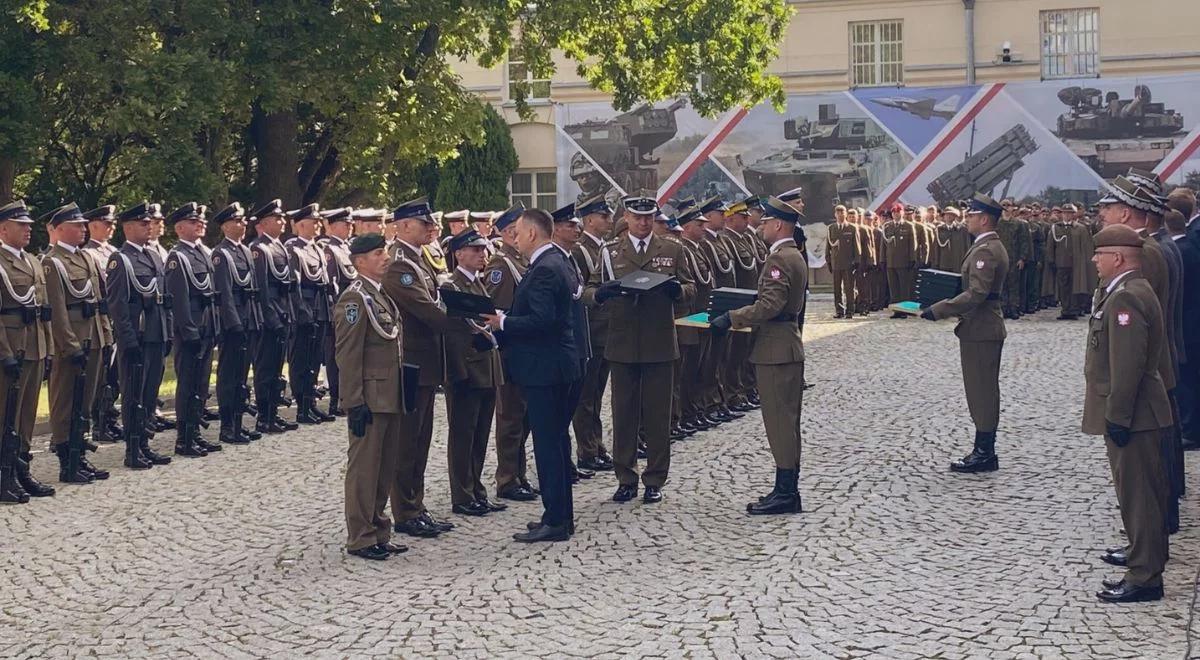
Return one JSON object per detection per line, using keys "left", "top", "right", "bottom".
{"left": 3, "top": 296, "right": 1199, "bottom": 659}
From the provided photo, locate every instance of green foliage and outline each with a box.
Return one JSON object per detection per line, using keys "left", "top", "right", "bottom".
{"left": 426, "top": 104, "right": 519, "bottom": 210}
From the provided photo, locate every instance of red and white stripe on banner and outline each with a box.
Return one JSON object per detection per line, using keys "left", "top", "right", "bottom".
{"left": 1155, "top": 124, "right": 1200, "bottom": 182}
{"left": 656, "top": 106, "right": 749, "bottom": 204}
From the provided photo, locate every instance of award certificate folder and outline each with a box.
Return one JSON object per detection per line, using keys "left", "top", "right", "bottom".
{"left": 674, "top": 312, "right": 751, "bottom": 333}
{"left": 617, "top": 270, "right": 674, "bottom": 293}
{"left": 440, "top": 288, "right": 496, "bottom": 320}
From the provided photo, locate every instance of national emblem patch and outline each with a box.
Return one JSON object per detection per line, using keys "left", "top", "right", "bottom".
{"left": 770, "top": 268, "right": 781, "bottom": 280}
{"left": 345, "top": 302, "right": 360, "bottom": 325}
{"left": 1117, "top": 312, "right": 1130, "bottom": 326}
{"left": 975, "top": 260, "right": 985, "bottom": 270}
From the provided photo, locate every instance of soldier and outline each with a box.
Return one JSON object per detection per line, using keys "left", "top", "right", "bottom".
{"left": 0, "top": 201, "right": 55, "bottom": 503}
{"left": 826, "top": 205, "right": 859, "bottom": 319}
{"left": 1024, "top": 206, "right": 1047, "bottom": 314}
{"left": 883, "top": 202, "right": 918, "bottom": 317}
{"left": 212, "top": 202, "right": 263, "bottom": 444}
{"left": 422, "top": 216, "right": 451, "bottom": 285}
{"left": 696, "top": 196, "right": 740, "bottom": 426}
{"left": 336, "top": 233, "right": 409, "bottom": 561}
{"left": 484, "top": 205, "right": 538, "bottom": 501}
{"left": 41, "top": 203, "right": 110, "bottom": 482}
{"left": 320, "top": 207, "right": 356, "bottom": 417}
{"left": 105, "top": 202, "right": 173, "bottom": 470}
{"left": 442, "top": 229, "right": 506, "bottom": 516}
{"left": 921, "top": 193, "right": 1010, "bottom": 473}
{"left": 440, "top": 210, "right": 470, "bottom": 272}
{"left": 165, "top": 203, "right": 222, "bottom": 457}
{"left": 651, "top": 211, "right": 694, "bottom": 441}
{"left": 852, "top": 208, "right": 876, "bottom": 317}
{"left": 588, "top": 194, "right": 694, "bottom": 504}
{"left": 471, "top": 211, "right": 499, "bottom": 258}
{"left": 709, "top": 196, "right": 807, "bottom": 515}
{"left": 1084, "top": 224, "right": 1172, "bottom": 603}
{"left": 250, "top": 199, "right": 298, "bottom": 434}
{"left": 145, "top": 204, "right": 176, "bottom": 434}
{"left": 570, "top": 195, "right": 615, "bottom": 471}
{"left": 286, "top": 204, "right": 335, "bottom": 425}
{"left": 869, "top": 211, "right": 888, "bottom": 311}
{"left": 675, "top": 202, "right": 716, "bottom": 434}
{"left": 722, "top": 200, "right": 761, "bottom": 412}
{"left": 82, "top": 206, "right": 122, "bottom": 444}
{"left": 997, "top": 202, "right": 1030, "bottom": 320}
{"left": 551, "top": 205, "right": 597, "bottom": 474}
{"left": 352, "top": 207, "right": 386, "bottom": 238}
{"left": 381, "top": 197, "right": 471, "bottom": 538}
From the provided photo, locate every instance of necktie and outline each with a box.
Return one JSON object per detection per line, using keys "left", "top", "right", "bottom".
{"left": 637, "top": 240, "right": 646, "bottom": 254}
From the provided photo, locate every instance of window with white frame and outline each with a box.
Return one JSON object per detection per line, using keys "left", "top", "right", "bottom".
{"left": 510, "top": 171, "right": 557, "bottom": 210}
{"left": 1040, "top": 8, "right": 1100, "bottom": 79}
{"left": 507, "top": 60, "right": 551, "bottom": 100}
{"left": 849, "top": 20, "right": 903, "bottom": 87}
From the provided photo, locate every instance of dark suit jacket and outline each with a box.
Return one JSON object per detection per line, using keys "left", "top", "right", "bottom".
{"left": 1175, "top": 234, "right": 1200, "bottom": 359}
{"left": 497, "top": 245, "right": 580, "bottom": 387}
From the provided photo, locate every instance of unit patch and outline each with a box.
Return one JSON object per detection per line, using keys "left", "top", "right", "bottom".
{"left": 345, "top": 302, "right": 360, "bottom": 325}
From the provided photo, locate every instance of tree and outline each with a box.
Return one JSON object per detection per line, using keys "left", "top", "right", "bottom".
{"left": 424, "top": 104, "right": 518, "bottom": 210}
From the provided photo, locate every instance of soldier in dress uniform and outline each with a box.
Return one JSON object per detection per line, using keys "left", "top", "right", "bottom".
{"left": 336, "top": 233, "right": 409, "bottom": 561}
{"left": 382, "top": 197, "right": 471, "bottom": 538}
{"left": 249, "top": 199, "right": 299, "bottom": 434}
{"left": 144, "top": 204, "right": 176, "bottom": 434}
{"left": 352, "top": 207, "right": 386, "bottom": 238}
{"left": 551, "top": 204, "right": 597, "bottom": 476}
{"left": 997, "top": 202, "right": 1030, "bottom": 320}
{"left": 0, "top": 201, "right": 56, "bottom": 503}
{"left": 651, "top": 211, "right": 693, "bottom": 441}
{"left": 422, "top": 215, "right": 451, "bottom": 285}
{"left": 1084, "top": 224, "right": 1172, "bottom": 603}
{"left": 165, "top": 203, "right": 222, "bottom": 457}
{"left": 440, "top": 210, "right": 470, "bottom": 272}
{"left": 320, "top": 207, "right": 356, "bottom": 417}
{"left": 722, "top": 200, "right": 762, "bottom": 413}
{"left": 883, "top": 202, "right": 919, "bottom": 317}
{"left": 286, "top": 204, "right": 336, "bottom": 425}
{"left": 442, "top": 229, "right": 507, "bottom": 516}
{"left": 674, "top": 202, "right": 716, "bottom": 434}
{"left": 588, "top": 193, "right": 695, "bottom": 504}
{"left": 921, "top": 193, "right": 1010, "bottom": 473}
{"left": 1024, "top": 206, "right": 1047, "bottom": 314}
{"left": 695, "top": 196, "right": 741, "bottom": 426}
{"left": 471, "top": 211, "right": 499, "bottom": 254}
{"left": 82, "top": 206, "right": 123, "bottom": 444}
{"left": 709, "top": 196, "right": 808, "bottom": 515}
{"left": 41, "top": 203, "right": 110, "bottom": 483}
{"left": 852, "top": 208, "right": 876, "bottom": 317}
{"left": 570, "top": 195, "right": 615, "bottom": 471}
{"left": 212, "top": 203, "right": 264, "bottom": 445}
{"left": 483, "top": 205, "right": 538, "bottom": 501}
{"left": 827, "top": 205, "right": 859, "bottom": 319}
{"left": 105, "top": 202, "right": 173, "bottom": 470}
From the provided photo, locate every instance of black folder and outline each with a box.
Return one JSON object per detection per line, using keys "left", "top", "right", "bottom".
{"left": 402, "top": 363, "right": 421, "bottom": 414}
{"left": 915, "top": 269, "right": 962, "bottom": 307}
{"left": 707, "top": 287, "right": 758, "bottom": 316}
{"left": 617, "top": 270, "right": 674, "bottom": 293}
{"left": 440, "top": 288, "right": 496, "bottom": 320}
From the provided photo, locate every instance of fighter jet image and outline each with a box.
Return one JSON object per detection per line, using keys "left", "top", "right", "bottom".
{"left": 870, "top": 95, "right": 961, "bottom": 121}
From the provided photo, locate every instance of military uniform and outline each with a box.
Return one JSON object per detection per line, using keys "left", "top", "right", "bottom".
{"left": 250, "top": 200, "right": 297, "bottom": 433}
{"left": 212, "top": 203, "right": 263, "bottom": 444}
{"left": 677, "top": 228, "right": 714, "bottom": 431}
{"left": 1025, "top": 218, "right": 1046, "bottom": 313}
{"left": 996, "top": 215, "right": 1030, "bottom": 319}
{"left": 883, "top": 218, "right": 918, "bottom": 310}
{"left": 826, "top": 219, "right": 859, "bottom": 318}
{"left": 722, "top": 224, "right": 758, "bottom": 408}
{"left": 853, "top": 221, "right": 875, "bottom": 315}
{"left": 699, "top": 223, "right": 736, "bottom": 419}
{"left": 285, "top": 209, "right": 335, "bottom": 425}
{"left": 321, "top": 209, "right": 357, "bottom": 416}
{"left": 570, "top": 228, "right": 613, "bottom": 469}
{"left": 81, "top": 211, "right": 122, "bottom": 444}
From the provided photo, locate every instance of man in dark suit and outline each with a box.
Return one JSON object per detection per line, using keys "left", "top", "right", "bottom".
{"left": 483, "top": 208, "right": 581, "bottom": 543}
{"left": 1166, "top": 196, "right": 1200, "bottom": 449}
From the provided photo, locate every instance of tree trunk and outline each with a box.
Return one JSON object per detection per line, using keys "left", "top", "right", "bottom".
{"left": 251, "top": 104, "right": 302, "bottom": 207}
{"left": 0, "top": 157, "right": 14, "bottom": 203}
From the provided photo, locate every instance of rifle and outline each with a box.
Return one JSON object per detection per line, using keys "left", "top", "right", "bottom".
{"left": 93, "top": 345, "right": 116, "bottom": 441}
{"left": 66, "top": 340, "right": 93, "bottom": 478}
{"left": 124, "top": 345, "right": 147, "bottom": 464}
{"left": 1, "top": 352, "right": 25, "bottom": 501}
{"left": 190, "top": 340, "right": 209, "bottom": 440}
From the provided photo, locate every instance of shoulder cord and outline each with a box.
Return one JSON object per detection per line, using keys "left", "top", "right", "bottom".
{"left": 685, "top": 244, "right": 713, "bottom": 286}
{"left": 347, "top": 281, "right": 399, "bottom": 340}
{"left": 218, "top": 245, "right": 254, "bottom": 288}
{"left": 259, "top": 241, "right": 293, "bottom": 282}
{"left": 704, "top": 239, "right": 734, "bottom": 274}
{"left": 725, "top": 233, "right": 756, "bottom": 270}
{"left": 935, "top": 228, "right": 951, "bottom": 248}
{"left": 115, "top": 252, "right": 159, "bottom": 296}
{"left": 326, "top": 245, "right": 358, "bottom": 282}
{"left": 577, "top": 243, "right": 596, "bottom": 275}
{"left": 291, "top": 243, "right": 328, "bottom": 283}
{"left": 1050, "top": 225, "right": 1069, "bottom": 242}
{"left": 601, "top": 243, "right": 617, "bottom": 282}
{"left": 0, "top": 259, "right": 39, "bottom": 306}
{"left": 45, "top": 255, "right": 96, "bottom": 301}
{"left": 502, "top": 256, "right": 524, "bottom": 285}
{"left": 168, "top": 247, "right": 214, "bottom": 292}
{"left": 397, "top": 252, "right": 442, "bottom": 306}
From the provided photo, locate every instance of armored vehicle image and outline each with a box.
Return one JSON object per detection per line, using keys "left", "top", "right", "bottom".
{"left": 564, "top": 100, "right": 686, "bottom": 201}
{"left": 926, "top": 124, "right": 1039, "bottom": 204}
{"left": 1055, "top": 85, "right": 1185, "bottom": 178}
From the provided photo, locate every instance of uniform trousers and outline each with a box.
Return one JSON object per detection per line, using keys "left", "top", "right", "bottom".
{"left": 446, "top": 383, "right": 496, "bottom": 506}
{"left": 0, "top": 357, "right": 44, "bottom": 454}
{"left": 701, "top": 334, "right": 730, "bottom": 411}
{"left": 1107, "top": 429, "right": 1169, "bottom": 587}
{"left": 215, "top": 330, "right": 250, "bottom": 422}
{"left": 959, "top": 339, "right": 1003, "bottom": 432}
{"left": 323, "top": 324, "right": 340, "bottom": 410}
{"left": 724, "top": 333, "right": 751, "bottom": 405}
{"left": 1176, "top": 352, "right": 1200, "bottom": 442}
{"left": 1055, "top": 268, "right": 1078, "bottom": 314}
{"left": 854, "top": 268, "right": 872, "bottom": 314}
{"left": 391, "top": 384, "right": 437, "bottom": 522}
{"left": 756, "top": 361, "right": 805, "bottom": 470}
{"left": 253, "top": 326, "right": 288, "bottom": 415}
{"left": 1023, "top": 261, "right": 1041, "bottom": 312}
{"left": 678, "top": 341, "right": 704, "bottom": 420}
{"left": 48, "top": 347, "right": 102, "bottom": 447}
{"left": 174, "top": 339, "right": 214, "bottom": 429}
{"left": 571, "top": 352, "right": 609, "bottom": 462}
{"left": 524, "top": 384, "right": 575, "bottom": 528}
{"left": 345, "top": 411, "right": 401, "bottom": 551}
{"left": 118, "top": 343, "right": 165, "bottom": 444}
{"left": 287, "top": 323, "right": 319, "bottom": 403}
{"left": 494, "top": 382, "right": 530, "bottom": 491}
{"left": 610, "top": 361, "right": 673, "bottom": 488}
{"left": 886, "top": 267, "right": 915, "bottom": 303}
{"left": 831, "top": 268, "right": 855, "bottom": 315}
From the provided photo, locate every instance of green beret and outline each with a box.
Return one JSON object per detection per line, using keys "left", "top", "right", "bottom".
{"left": 1093, "top": 224, "right": 1143, "bottom": 249}
{"left": 349, "top": 232, "right": 386, "bottom": 255}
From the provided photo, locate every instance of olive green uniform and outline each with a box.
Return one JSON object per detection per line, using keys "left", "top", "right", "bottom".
{"left": 483, "top": 243, "right": 532, "bottom": 491}
{"left": 570, "top": 233, "right": 610, "bottom": 463}
{"left": 0, "top": 246, "right": 51, "bottom": 455}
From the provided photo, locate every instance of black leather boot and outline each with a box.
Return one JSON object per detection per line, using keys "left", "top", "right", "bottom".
{"left": 747, "top": 468, "right": 802, "bottom": 515}
{"left": 295, "top": 395, "right": 321, "bottom": 425}
{"left": 80, "top": 455, "right": 109, "bottom": 480}
{"left": 54, "top": 444, "right": 94, "bottom": 484}
{"left": 138, "top": 436, "right": 171, "bottom": 465}
{"left": 174, "top": 423, "right": 207, "bottom": 457}
{"left": 193, "top": 427, "right": 222, "bottom": 453}
{"left": 1, "top": 450, "right": 30, "bottom": 504}
{"left": 16, "top": 453, "right": 55, "bottom": 497}
{"left": 124, "top": 435, "right": 152, "bottom": 469}
{"left": 950, "top": 431, "right": 999, "bottom": 473}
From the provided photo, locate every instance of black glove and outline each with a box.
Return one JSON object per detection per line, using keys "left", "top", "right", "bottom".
{"left": 69, "top": 351, "right": 88, "bottom": 369}
{"left": 709, "top": 312, "right": 732, "bottom": 336}
{"left": 594, "top": 280, "right": 624, "bottom": 304}
{"left": 2, "top": 357, "right": 19, "bottom": 379}
{"left": 348, "top": 404, "right": 373, "bottom": 437}
{"left": 920, "top": 307, "right": 936, "bottom": 321}
{"left": 1106, "top": 420, "right": 1132, "bottom": 447}
{"left": 663, "top": 279, "right": 683, "bottom": 300}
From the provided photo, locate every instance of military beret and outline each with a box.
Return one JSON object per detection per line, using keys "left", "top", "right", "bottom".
{"left": 967, "top": 193, "right": 1003, "bottom": 218}
{"left": 167, "top": 202, "right": 205, "bottom": 225}
{"left": 349, "top": 232, "right": 386, "bottom": 255}
{"left": 623, "top": 193, "right": 659, "bottom": 216}
{"left": 697, "top": 196, "right": 725, "bottom": 215}
{"left": 287, "top": 203, "right": 320, "bottom": 222}
{"left": 391, "top": 197, "right": 434, "bottom": 224}
{"left": 448, "top": 228, "right": 491, "bottom": 252}
{"left": 763, "top": 196, "right": 801, "bottom": 223}
{"left": 575, "top": 194, "right": 612, "bottom": 217}
{"left": 252, "top": 199, "right": 286, "bottom": 220}
{"left": 551, "top": 202, "right": 578, "bottom": 223}
{"left": 117, "top": 202, "right": 151, "bottom": 222}
{"left": 1093, "top": 224, "right": 1143, "bottom": 249}
{"left": 0, "top": 200, "right": 33, "bottom": 224}
{"left": 777, "top": 187, "right": 804, "bottom": 203}
{"left": 39, "top": 203, "right": 85, "bottom": 226}
{"left": 492, "top": 203, "right": 525, "bottom": 231}
{"left": 320, "top": 207, "right": 351, "bottom": 223}
{"left": 83, "top": 205, "right": 116, "bottom": 222}
{"left": 351, "top": 208, "right": 388, "bottom": 222}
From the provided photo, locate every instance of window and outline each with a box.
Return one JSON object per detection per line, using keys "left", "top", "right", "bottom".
{"left": 1040, "top": 8, "right": 1100, "bottom": 79}
{"left": 849, "top": 20, "right": 903, "bottom": 87}
{"left": 507, "top": 60, "right": 551, "bottom": 100}
{"left": 510, "top": 171, "right": 557, "bottom": 210}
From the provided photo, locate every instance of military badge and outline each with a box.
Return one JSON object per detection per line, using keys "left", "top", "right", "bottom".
{"left": 107, "top": 261, "right": 116, "bottom": 271}
{"left": 489, "top": 270, "right": 502, "bottom": 285}
{"left": 770, "top": 268, "right": 781, "bottom": 279}
{"left": 1117, "top": 312, "right": 1130, "bottom": 326}
{"left": 212, "top": 254, "right": 221, "bottom": 265}
{"left": 168, "top": 259, "right": 178, "bottom": 270}
{"left": 975, "top": 260, "right": 985, "bottom": 270}
{"left": 400, "top": 273, "right": 414, "bottom": 286}
{"left": 345, "top": 302, "right": 360, "bottom": 325}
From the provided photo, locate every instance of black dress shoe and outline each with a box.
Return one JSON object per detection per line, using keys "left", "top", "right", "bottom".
{"left": 1182, "top": 438, "right": 1200, "bottom": 451}
{"left": 949, "top": 449, "right": 998, "bottom": 473}
{"left": 140, "top": 441, "right": 172, "bottom": 465}
{"left": 394, "top": 517, "right": 441, "bottom": 538}
{"left": 613, "top": 484, "right": 638, "bottom": 502}
{"left": 643, "top": 486, "right": 663, "bottom": 504}
{"left": 1101, "top": 549, "right": 1129, "bottom": 567}
{"left": 479, "top": 498, "right": 508, "bottom": 512}
{"left": 574, "top": 466, "right": 594, "bottom": 480}
{"left": 690, "top": 416, "right": 714, "bottom": 431}
{"left": 220, "top": 427, "right": 250, "bottom": 445}
{"left": 348, "top": 545, "right": 390, "bottom": 561}
{"left": 16, "top": 456, "right": 55, "bottom": 497}
{"left": 452, "top": 501, "right": 490, "bottom": 516}
{"left": 256, "top": 419, "right": 286, "bottom": 434}
{"left": 195, "top": 437, "right": 223, "bottom": 452}
{"left": 720, "top": 407, "right": 745, "bottom": 420}
{"left": 175, "top": 441, "right": 207, "bottom": 457}
{"left": 520, "top": 480, "right": 540, "bottom": 496}
{"left": 239, "top": 427, "right": 262, "bottom": 442}
{"left": 275, "top": 416, "right": 299, "bottom": 431}
{"left": 498, "top": 484, "right": 538, "bottom": 501}
{"left": 378, "top": 541, "right": 408, "bottom": 554}
{"left": 578, "top": 457, "right": 611, "bottom": 471}
{"left": 1097, "top": 582, "right": 1163, "bottom": 603}
{"left": 80, "top": 457, "right": 108, "bottom": 480}
{"left": 201, "top": 408, "right": 219, "bottom": 422}
{"left": 420, "top": 511, "right": 454, "bottom": 532}
{"left": 329, "top": 407, "right": 346, "bottom": 417}
{"left": 295, "top": 409, "right": 322, "bottom": 425}
{"left": 313, "top": 407, "right": 336, "bottom": 423}
{"left": 1102, "top": 576, "right": 1124, "bottom": 590}
{"left": 678, "top": 420, "right": 699, "bottom": 434}
{"left": 1105, "top": 544, "right": 1129, "bottom": 555}
{"left": 513, "top": 524, "right": 570, "bottom": 543}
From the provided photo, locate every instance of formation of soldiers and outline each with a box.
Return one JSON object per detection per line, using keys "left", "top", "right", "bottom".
{"left": 823, "top": 200, "right": 1102, "bottom": 321}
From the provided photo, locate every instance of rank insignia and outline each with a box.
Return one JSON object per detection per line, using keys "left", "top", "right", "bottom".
{"left": 1117, "top": 312, "right": 1130, "bottom": 326}
{"left": 975, "top": 260, "right": 985, "bottom": 270}
{"left": 168, "top": 260, "right": 178, "bottom": 270}
{"left": 489, "top": 270, "right": 502, "bottom": 285}
{"left": 770, "top": 268, "right": 781, "bottom": 280}
{"left": 212, "top": 255, "right": 221, "bottom": 265}
{"left": 400, "top": 273, "right": 414, "bottom": 286}
{"left": 345, "top": 302, "right": 360, "bottom": 325}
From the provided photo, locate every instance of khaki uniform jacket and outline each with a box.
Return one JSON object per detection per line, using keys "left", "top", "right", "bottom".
{"left": 930, "top": 233, "right": 1009, "bottom": 342}
{"left": 42, "top": 244, "right": 108, "bottom": 356}
{"left": 723, "top": 228, "right": 759, "bottom": 288}
{"left": 334, "top": 278, "right": 405, "bottom": 414}
{"left": 1138, "top": 236, "right": 1175, "bottom": 391}
{"left": 442, "top": 268, "right": 502, "bottom": 389}
{"left": 856, "top": 224, "right": 876, "bottom": 269}
{"left": 730, "top": 239, "right": 807, "bottom": 364}
{"left": 482, "top": 243, "right": 528, "bottom": 311}
{"left": 591, "top": 233, "right": 695, "bottom": 363}
{"left": 382, "top": 242, "right": 465, "bottom": 387}
{"left": 1082, "top": 273, "right": 1172, "bottom": 434}
{"left": 883, "top": 221, "right": 918, "bottom": 269}
{"left": 83, "top": 240, "right": 117, "bottom": 341}
{"left": 701, "top": 229, "right": 737, "bottom": 288}
{"left": 826, "top": 221, "right": 859, "bottom": 271}
{"left": 0, "top": 246, "right": 51, "bottom": 361}
{"left": 572, "top": 233, "right": 608, "bottom": 346}
{"left": 678, "top": 238, "right": 713, "bottom": 346}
